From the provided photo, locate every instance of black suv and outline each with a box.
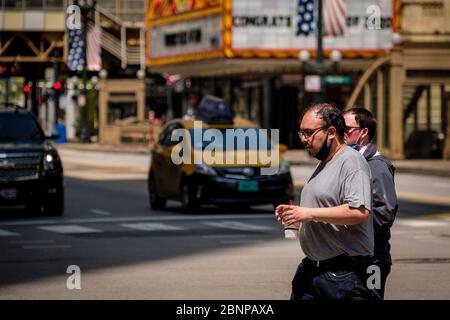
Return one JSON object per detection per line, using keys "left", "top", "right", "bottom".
{"left": 0, "top": 105, "right": 64, "bottom": 216}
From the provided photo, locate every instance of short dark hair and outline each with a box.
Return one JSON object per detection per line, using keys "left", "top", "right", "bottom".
{"left": 302, "top": 103, "right": 346, "bottom": 140}
{"left": 343, "top": 108, "right": 376, "bottom": 142}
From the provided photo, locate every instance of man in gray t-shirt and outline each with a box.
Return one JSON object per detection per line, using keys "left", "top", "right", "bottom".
{"left": 275, "top": 104, "right": 378, "bottom": 300}
{"left": 299, "top": 146, "right": 374, "bottom": 261}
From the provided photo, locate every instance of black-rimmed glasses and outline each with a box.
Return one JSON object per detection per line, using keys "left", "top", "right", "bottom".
{"left": 298, "top": 127, "right": 327, "bottom": 140}
{"left": 345, "top": 126, "right": 361, "bottom": 134}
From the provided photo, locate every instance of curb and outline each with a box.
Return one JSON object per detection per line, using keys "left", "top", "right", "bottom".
{"left": 286, "top": 160, "right": 450, "bottom": 178}
{"left": 56, "top": 144, "right": 150, "bottom": 155}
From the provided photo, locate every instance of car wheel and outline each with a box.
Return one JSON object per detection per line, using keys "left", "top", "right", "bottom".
{"left": 148, "top": 175, "right": 166, "bottom": 210}
{"left": 181, "top": 182, "right": 197, "bottom": 212}
{"left": 42, "top": 189, "right": 64, "bottom": 216}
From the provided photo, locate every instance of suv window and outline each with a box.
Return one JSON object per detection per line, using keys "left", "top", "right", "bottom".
{"left": 0, "top": 113, "right": 46, "bottom": 142}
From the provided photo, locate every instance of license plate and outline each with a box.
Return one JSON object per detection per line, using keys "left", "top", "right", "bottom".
{"left": 238, "top": 180, "right": 259, "bottom": 192}
{"left": 0, "top": 188, "right": 17, "bottom": 199}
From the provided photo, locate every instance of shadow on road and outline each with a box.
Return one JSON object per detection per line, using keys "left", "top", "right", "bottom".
{"left": 0, "top": 179, "right": 449, "bottom": 291}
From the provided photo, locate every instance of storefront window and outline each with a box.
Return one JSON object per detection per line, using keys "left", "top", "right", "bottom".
{"left": 24, "top": 0, "right": 43, "bottom": 8}
{"left": 0, "top": 77, "right": 25, "bottom": 106}
{"left": 107, "top": 101, "right": 137, "bottom": 125}
{"left": 5, "top": 0, "right": 23, "bottom": 8}
{"left": 45, "top": 0, "right": 65, "bottom": 9}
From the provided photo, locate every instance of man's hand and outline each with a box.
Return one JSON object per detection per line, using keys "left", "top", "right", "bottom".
{"left": 275, "top": 205, "right": 313, "bottom": 225}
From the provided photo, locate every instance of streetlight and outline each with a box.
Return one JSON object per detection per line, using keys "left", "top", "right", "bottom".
{"left": 77, "top": 0, "right": 96, "bottom": 143}
{"left": 136, "top": 69, "right": 146, "bottom": 80}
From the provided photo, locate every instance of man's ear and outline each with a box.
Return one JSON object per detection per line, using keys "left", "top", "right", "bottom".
{"left": 328, "top": 126, "right": 337, "bottom": 140}
{"left": 361, "top": 127, "right": 369, "bottom": 140}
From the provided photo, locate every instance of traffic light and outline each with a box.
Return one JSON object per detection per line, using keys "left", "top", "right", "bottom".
{"left": 23, "top": 84, "right": 30, "bottom": 93}
{"left": 53, "top": 81, "right": 62, "bottom": 90}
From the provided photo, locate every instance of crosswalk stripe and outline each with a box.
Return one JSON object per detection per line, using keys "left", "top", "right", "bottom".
{"left": 202, "top": 221, "right": 274, "bottom": 231}
{"left": 395, "top": 219, "right": 449, "bottom": 228}
{"left": 0, "top": 214, "right": 273, "bottom": 227}
{"left": 121, "top": 222, "right": 184, "bottom": 231}
{"left": 0, "top": 229, "right": 20, "bottom": 237}
{"left": 38, "top": 225, "right": 101, "bottom": 234}
{"left": 22, "top": 245, "right": 73, "bottom": 250}
{"left": 91, "top": 209, "right": 111, "bottom": 216}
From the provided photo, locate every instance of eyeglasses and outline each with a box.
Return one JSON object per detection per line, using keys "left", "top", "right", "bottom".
{"left": 298, "top": 127, "right": 327, "bottom": 140}
{"left": 345, "top": 126, "right": 361, "bottom": 134}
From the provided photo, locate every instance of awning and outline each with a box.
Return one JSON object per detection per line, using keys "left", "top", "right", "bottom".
{"left": 148, "top": 58, "right": 375, "bottom": 77}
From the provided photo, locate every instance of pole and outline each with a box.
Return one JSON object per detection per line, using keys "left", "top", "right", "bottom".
{"left": 316, "top": 0, "right": 325, "bottom": 103}
{"left": 79, "top": 1, "right": 90, "bottom": 142}
{"left": 53, "top": 49, "right": 60, "bottom": 124}
{"left": 317, "top": 0, "right": 323, "bottom": 66}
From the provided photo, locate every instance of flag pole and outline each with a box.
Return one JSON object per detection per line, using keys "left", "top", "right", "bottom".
{"left": 316, "top": 0, "right": 325, "bottom": 103}
{"left": 79, "top": 0, "right": 91, "bottom": 143}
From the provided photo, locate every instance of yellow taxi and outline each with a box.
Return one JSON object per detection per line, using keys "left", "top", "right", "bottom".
{"left": 147, "top": 96, "right": 294, "bottom": 211}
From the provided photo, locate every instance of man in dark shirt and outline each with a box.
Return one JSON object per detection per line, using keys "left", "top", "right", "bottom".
{"left": 343, "top": 108, "right": 398, "bottom": 299}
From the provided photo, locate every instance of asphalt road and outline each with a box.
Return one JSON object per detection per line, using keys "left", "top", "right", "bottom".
{"left": 0, "top": 149, "right": 449, "bottom": 299}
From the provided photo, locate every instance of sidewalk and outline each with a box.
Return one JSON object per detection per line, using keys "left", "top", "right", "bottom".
{"left": 56, "top": 143, "right": 450, "bottom": 178}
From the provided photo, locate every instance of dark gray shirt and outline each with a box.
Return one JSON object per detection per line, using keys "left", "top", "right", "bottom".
{"left": 299, "top": 146, "right": 374, "bottom": 261}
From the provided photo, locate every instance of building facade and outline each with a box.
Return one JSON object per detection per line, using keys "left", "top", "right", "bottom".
{"left": 146, "top": 0, "right": 450, "bottom": 158}
{"left": 146, "top": 0, "right": 396, "bottom": 149}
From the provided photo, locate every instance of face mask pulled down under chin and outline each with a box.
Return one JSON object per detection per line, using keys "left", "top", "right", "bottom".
{"left": 348, "top": 131, "right": 363, "bottom": 151}
{"left": 315, "top": 133, "right": 330, "bottom": 161}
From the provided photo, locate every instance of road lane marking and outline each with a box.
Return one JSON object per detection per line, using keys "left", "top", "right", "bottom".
{"left": 396, "top": 192, "right": 450, "bottom": 205}
{"left": 0, "top": 214, "right": 274, "bottom": 227}
{"left": 22, "top": 244, "right": 72, "bottom": 250}
{"left": 38, "top": 225, "right": 102, "bottom": 234}
{"left": 64, "top": 172, "right": 147, "bottom": 181}
{"left": 91, "top": 209, "right": 111, "bottom": 216}
{"left": 220, "top": 240, "right": 264, "bottom": 244}
{"left": 202, "top": 221, "right": 274, "bottom": 231}
{"left": 395, "top": 219, "right": 449, "bottom": 228}
{"left": 0, "top": 229, "right": 20, "bottom": 236}
{"left": 9, "top": 240, "right": 55, "bottom": 244}
{"left": 201, "top": 234, "right": 247, "bottom": 239}
{"left": 121, "top": 222, "right": 184, "bottom": 231}
{"left": 415, "top": 213, "right": 450, "bottom": 220}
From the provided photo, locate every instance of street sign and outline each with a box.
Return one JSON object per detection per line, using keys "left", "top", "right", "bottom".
{"left": 324, "top": 75, "right": 352, "bottom": 85}
{"left": 304, "top": 75, "right": 321, "bottom": 92}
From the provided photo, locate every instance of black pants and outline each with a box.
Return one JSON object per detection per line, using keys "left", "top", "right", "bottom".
{"left": 290, "top": 256, "right": 381, "bottom": 301}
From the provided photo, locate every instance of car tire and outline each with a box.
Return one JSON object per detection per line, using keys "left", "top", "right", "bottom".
{"left": 42, "top": 188, "right": 64, "bottom": 216}
{"left": 181, "top": 182, "right": 198, "bottom": 212}
{"left": 148, "top": 175, "right": 166, "bottom": 210}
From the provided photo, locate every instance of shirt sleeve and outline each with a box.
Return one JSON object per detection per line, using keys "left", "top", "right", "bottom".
{"left": 342, "top": 169, "right": 372, "bottom": 213}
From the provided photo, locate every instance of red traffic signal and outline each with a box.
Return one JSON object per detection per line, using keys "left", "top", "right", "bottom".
{"left": 23, "top": 85, "right": 30, "bottom": 93}
{"left": 53, "top": 81, "right": 62, "bottom": 90}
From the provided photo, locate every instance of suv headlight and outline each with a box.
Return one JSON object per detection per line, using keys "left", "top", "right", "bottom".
{"left": 43, "top": 152, "right": 59, "bottom": 171}
{"left": 279, "top": 160, "right": 290, "bottom": 174}
{"left": 195, "top": 163, "right": 217, "bottom": 176}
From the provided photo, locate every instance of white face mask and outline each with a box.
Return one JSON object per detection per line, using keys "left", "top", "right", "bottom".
{"left": 355, "top": 130, "right": 364, "bottom": 146}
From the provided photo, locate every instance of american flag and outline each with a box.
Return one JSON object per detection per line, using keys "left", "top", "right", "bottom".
{"left": 67, "top": 24, "right": 102, "bottom": 71}
{"left": 296, "top": 0, "right": 347, "bottom": 37}
{"left": 87, "top": 24, "right": 102, "bottom": 71}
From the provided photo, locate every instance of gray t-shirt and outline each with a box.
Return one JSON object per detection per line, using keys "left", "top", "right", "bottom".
{"left": 299, "top": 146, "right": 374, "bottom": 261}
